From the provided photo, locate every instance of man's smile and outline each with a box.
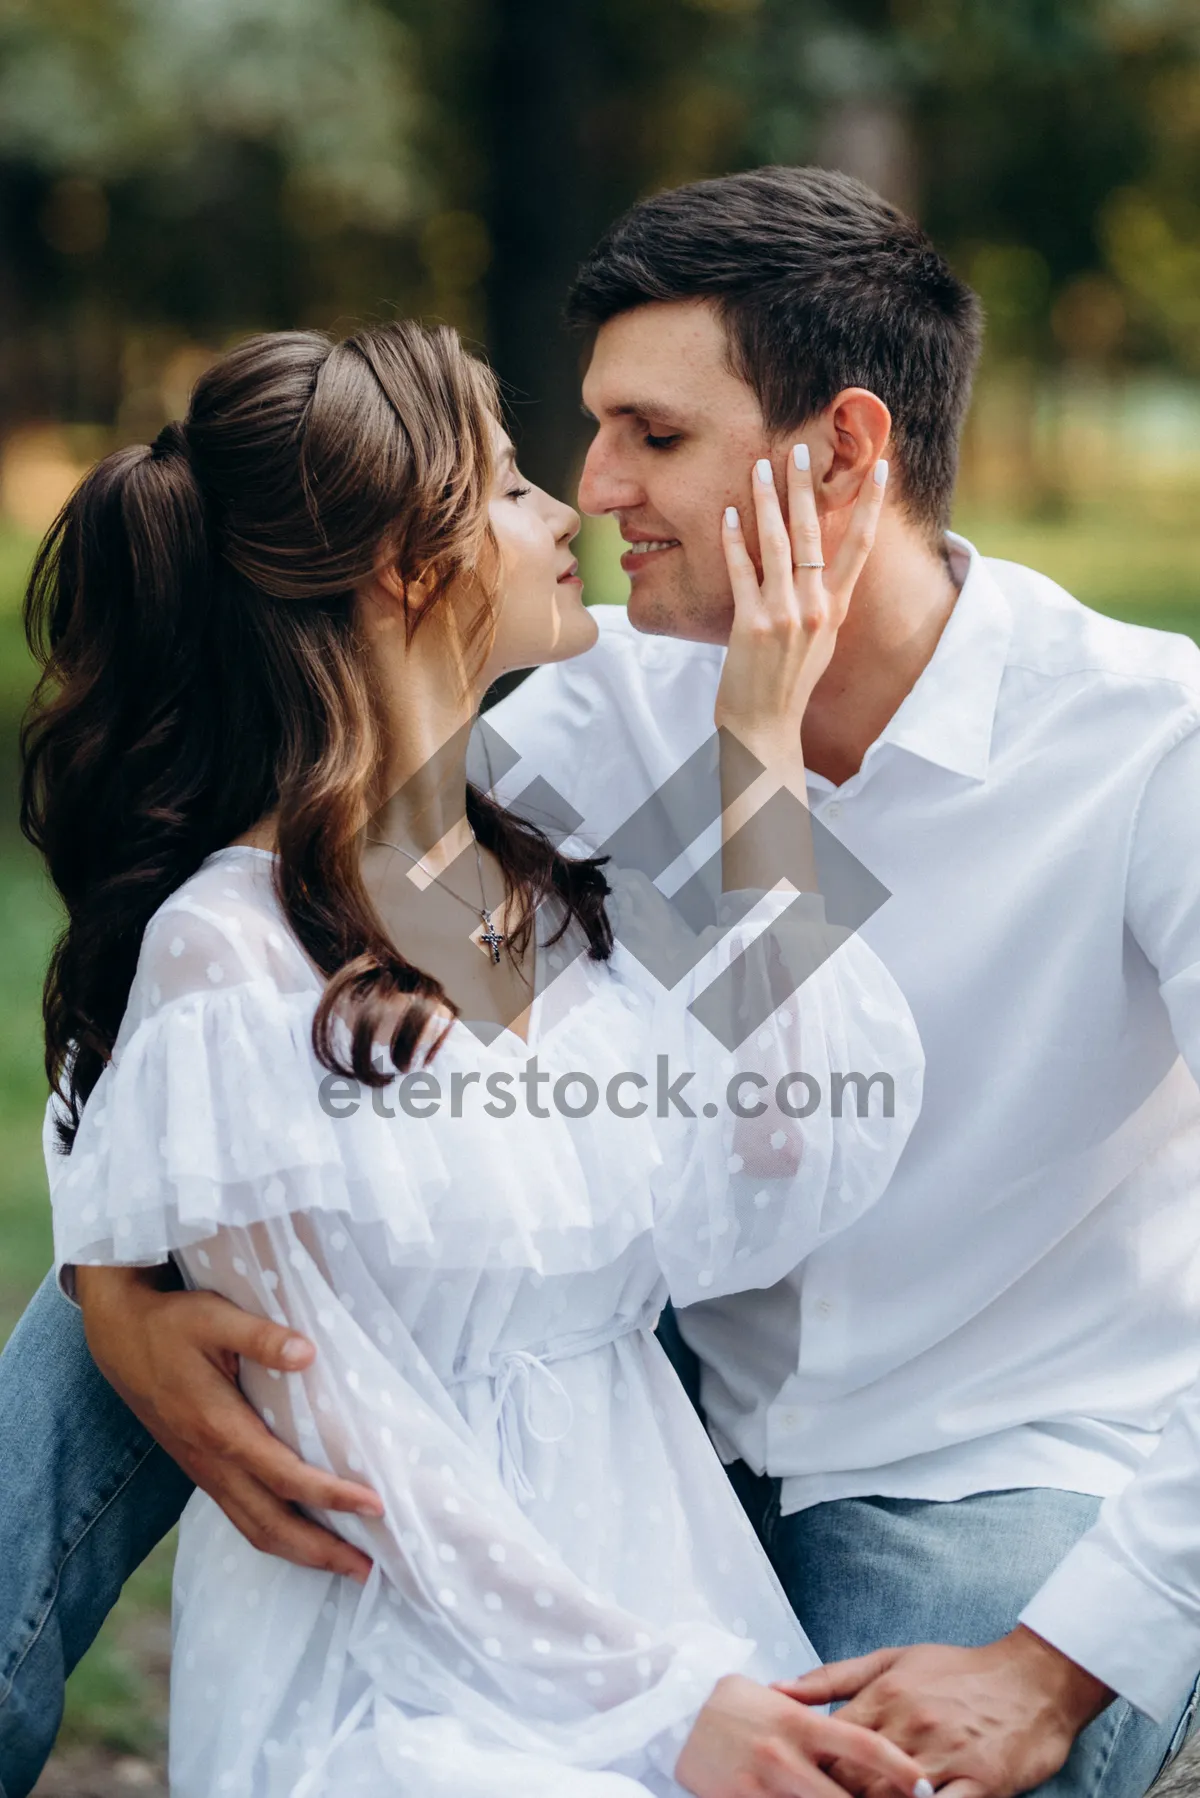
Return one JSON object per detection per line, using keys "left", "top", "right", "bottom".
{"left": 620, "top": 531, "right": 681, "bottom": 572}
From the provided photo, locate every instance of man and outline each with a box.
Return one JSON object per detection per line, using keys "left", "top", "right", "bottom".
{"left": 2, "top": 166, "right": 1199, "bottom": 1798}
{"left": 491, "top": 168, "right": 1200, "bottom": 1798}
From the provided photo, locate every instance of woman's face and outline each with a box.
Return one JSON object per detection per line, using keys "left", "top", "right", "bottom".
{"left": 476, "top": 426, "right": 597, "bottom": 684}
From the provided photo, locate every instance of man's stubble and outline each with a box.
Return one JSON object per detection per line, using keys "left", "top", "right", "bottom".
{"left": 626, "top": 559, "right": 735, "bottom": 646}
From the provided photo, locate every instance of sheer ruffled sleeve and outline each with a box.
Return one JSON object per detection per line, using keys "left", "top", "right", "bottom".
{"left": 173, "top": 1214, "right": 748, "bottom": 1778}
{"left": 604, "top": 869, "right": 924, "bottom": 1308}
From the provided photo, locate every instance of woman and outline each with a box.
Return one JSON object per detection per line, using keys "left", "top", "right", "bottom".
{"left": 25, "top": 322, "right": 924, "bottom": 1797}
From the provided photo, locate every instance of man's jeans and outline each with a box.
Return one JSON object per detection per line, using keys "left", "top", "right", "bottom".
{"left": 727, "top": 1466, "right": 1195, "bottom": 1798}
{"left": 659, "top": 1304, "right": 1200, "bottom": 1798}
{"left": 0, "top": 1274, "right": 192, "bottom": 1798}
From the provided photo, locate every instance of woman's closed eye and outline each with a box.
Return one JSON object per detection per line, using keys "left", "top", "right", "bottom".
{"left": 505, "top": 483, "right": 532, "bottom": 501}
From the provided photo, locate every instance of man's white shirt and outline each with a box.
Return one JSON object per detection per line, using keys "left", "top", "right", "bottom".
{"left": 488, "top": 534, "right": 1200, "bottom": 1722}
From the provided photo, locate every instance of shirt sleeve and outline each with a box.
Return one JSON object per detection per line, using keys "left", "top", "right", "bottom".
{"left": 1021, "top": 721, "right": 1200, "bottom": 1721}
{"left": 606, "top": 870, "right": 924, "bottom": 1309}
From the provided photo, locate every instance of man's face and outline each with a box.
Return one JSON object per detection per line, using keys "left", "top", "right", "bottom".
{"left": 578, "top": 300, "right": 771, "bottom": 643}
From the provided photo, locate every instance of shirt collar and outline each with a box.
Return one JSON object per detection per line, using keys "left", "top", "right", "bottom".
{"left": 865, "top": 532, "right": 1013, "bottom": 784}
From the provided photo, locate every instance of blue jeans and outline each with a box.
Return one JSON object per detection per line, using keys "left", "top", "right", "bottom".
{"left": 727, "top": 1465, "right": 1195, "bottom": 1798}
{"left": 660, "top": 1304, "right": 1199, "bottom": 1798}
{"left": 0, "top": 1274, "right": 193, "bottom": 1798}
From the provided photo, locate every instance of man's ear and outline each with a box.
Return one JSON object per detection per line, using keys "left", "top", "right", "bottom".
{"left": 818, "top": 388, "right": 892, "bottom": 507}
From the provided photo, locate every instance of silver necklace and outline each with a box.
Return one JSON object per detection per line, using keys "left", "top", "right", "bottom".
{"left": 368, "top": 830, "right": 507, "bottom": 964}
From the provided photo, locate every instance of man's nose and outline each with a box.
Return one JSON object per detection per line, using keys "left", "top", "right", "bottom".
{"left": 578, "top": 436, "right": 643, "bottom": 517}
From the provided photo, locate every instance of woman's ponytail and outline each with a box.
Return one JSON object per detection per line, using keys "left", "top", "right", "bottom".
{"left": 21, "top": 422, "right": 221, "bottom": 1144}
{"left": 23, "top": 323, "right": 614, "bottom": 1156}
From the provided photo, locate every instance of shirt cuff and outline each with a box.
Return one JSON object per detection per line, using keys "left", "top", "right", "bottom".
{"left": 1020, "top": 1535, "right": 1200, "bottom": 1723}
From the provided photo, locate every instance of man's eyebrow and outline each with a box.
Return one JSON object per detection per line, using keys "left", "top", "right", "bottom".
{"left": 579, "top": 400, "right": 692, "bottom": 428}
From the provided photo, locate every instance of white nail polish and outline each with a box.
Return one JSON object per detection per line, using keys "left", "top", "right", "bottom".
{"left": 724, "top": 505, "right": 739, "bottom": 529}
{"left": 793, "top": 443, "right": 810, "bottom": 471}
{"left": 756, "top": 458, "right": 774, "bottom": 485}
{"left": 874, "top": 458, "right": 890, "bottom": 486}
{"left": 914, "top": 1780, "right": 935, "bottom": 1798}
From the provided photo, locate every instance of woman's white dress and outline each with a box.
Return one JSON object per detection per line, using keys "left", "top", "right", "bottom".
{"left": 47, "top": 845, "right": 922, "bottom": 1798}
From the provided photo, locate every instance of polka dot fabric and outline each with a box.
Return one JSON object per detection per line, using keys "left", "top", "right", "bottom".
{"left": 47, "top": 847, "right": 923, "bottom": 1796}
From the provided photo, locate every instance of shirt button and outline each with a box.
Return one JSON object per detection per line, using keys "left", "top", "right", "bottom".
{"left": 779, "top": 1409, "right": 800, "bottom": 1429}
{"left": 815, "top": 1298, "right": 833, "bottom": 1318}
{"left": 824, "top": 801, "right": 842, "bottom": 820}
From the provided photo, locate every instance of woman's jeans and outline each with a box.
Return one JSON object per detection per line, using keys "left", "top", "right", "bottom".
{"left": 1, "top": 1280, "right": 1196, "bottom": 1798}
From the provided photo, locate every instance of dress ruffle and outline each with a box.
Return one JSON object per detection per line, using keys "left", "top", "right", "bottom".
{"left": 48, "top": 976, "right": 671, "bottom": 1278}
{"left": 49, "top": 861, "right": 922, "bottom": 1303}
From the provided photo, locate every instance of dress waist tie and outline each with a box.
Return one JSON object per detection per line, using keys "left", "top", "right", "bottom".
{"left": 451, "top": 1314, "right": 653, "bottom": 1507}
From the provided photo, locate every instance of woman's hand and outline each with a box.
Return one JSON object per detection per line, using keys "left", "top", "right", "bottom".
{"left": 677, "top": 1673, "right": 930, "bottom": 1798}
{"left": 75, "top": 1264, "right": 383, "bottom": 1581}
{"left": 713, "top": 446, "right": 889, "bottom": 781}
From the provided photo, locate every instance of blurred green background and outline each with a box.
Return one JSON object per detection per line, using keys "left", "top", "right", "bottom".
{"left": 0, "top": 0, "right": 1198, "bottom": 1786}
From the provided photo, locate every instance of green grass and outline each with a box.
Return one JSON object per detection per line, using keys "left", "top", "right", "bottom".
{"left": 0, "top": 495, "right": 1196, "bottom": 1764}
{"left": 0, "top": 526, "right": 57, "bottom": 1341}
{"left": 0, "top": 844, "right": 60, "bottom": 1333}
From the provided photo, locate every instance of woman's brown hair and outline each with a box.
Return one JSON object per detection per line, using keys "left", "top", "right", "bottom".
{"left": 21, "top": 322, "right": 611, "bottom": 1149}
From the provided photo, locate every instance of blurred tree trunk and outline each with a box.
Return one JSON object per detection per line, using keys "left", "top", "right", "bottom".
{"left": 480, "top": 0, "right": 603, "bottom": 495}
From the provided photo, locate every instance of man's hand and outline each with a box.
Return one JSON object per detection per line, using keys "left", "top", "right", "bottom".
{"left": 775, "top": 1628, "right": 1114, "bottom": 1798}
{"left": 75, "top": 1265, "right": 383, "bottom": 1582}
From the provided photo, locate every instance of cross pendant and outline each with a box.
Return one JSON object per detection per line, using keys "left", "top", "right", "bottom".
{"left": 479, "top": 912, "right": 505, "bottom": 965}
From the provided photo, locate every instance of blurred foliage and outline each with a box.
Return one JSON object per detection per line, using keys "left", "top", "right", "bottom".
{"left": 0, "top": 0, "right": 1197, "bottom": 482}
{"left": 0, "top": 0, "right": 415, "bottom": 217}
{"left": 726, "top": 0, "right": 1200, "bottom": 374}
{"left": 0, "top": 0, "right": 421, "bottom": 433}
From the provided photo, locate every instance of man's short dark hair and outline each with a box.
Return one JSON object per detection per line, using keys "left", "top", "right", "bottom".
{"left": 567, "top": 166, "right": 983, "bottom": 537}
